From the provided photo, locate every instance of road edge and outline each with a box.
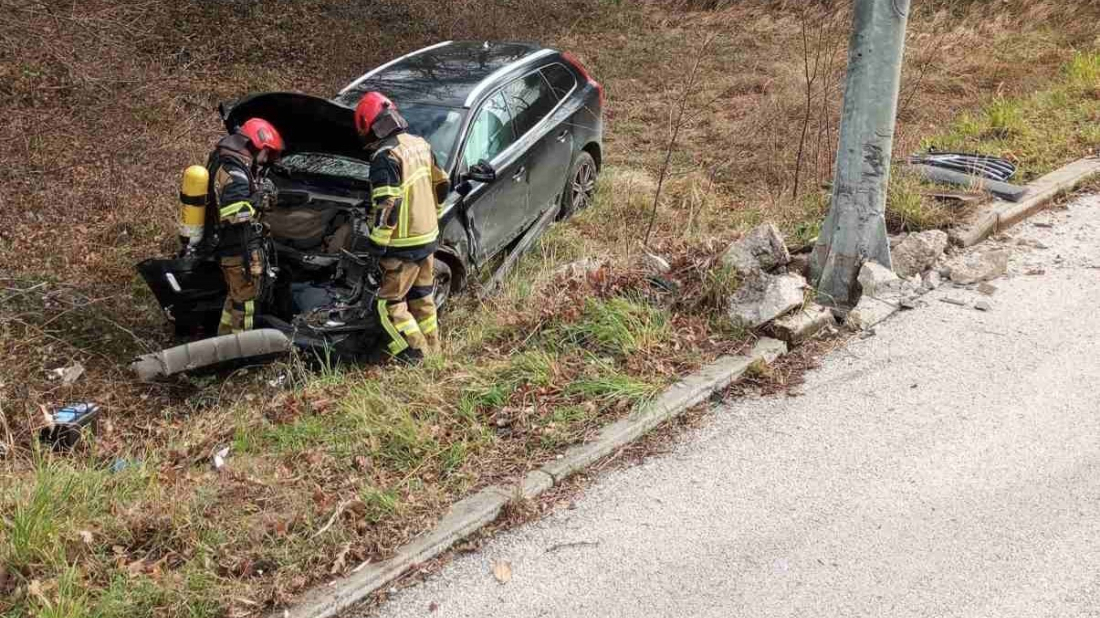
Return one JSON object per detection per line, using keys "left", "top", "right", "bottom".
{"left": 273, "top": 338, "right": 789, "bottom": 618}
{"left": 950, "top": 156, "right": 1100, "bottom": 247}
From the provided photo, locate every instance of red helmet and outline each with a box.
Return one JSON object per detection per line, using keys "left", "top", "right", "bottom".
{"left": 239, "top": 118, "right": 285, "bottom": 156}
{"left": 355, "top": 91, "right": 395, "bottom": 137}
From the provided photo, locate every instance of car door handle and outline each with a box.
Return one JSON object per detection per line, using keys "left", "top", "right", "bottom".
{"left": 512, "top": 167, "right": 526, "bottom": 182}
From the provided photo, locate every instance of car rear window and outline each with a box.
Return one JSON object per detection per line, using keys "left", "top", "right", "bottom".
{"left": 501, "top": 71, "right": 558, "bottom": 138}
{"left": 541, "top": 63, "right": 577, "bottom": 101}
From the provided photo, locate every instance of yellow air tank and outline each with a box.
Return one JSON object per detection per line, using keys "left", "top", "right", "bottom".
{"left": 178, "top": 165, "right": 209, "bottom": 251}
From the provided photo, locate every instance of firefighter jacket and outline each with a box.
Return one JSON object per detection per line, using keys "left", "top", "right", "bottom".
{"left": 367, "top": 131, "right": 450, "bottom": 260}
{"left": 204, "top": 134, "right": 261, "bottom": 256}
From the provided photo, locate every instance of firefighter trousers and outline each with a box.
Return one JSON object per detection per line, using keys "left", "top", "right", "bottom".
{"left": 218, "top": 250, "right": 264, "bottom": 335}
{"left": 376, "top": 255, "right": 439, "bottom": 357}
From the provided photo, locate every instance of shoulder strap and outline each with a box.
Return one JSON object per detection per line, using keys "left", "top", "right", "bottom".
{"left": 369, "top": 135, "right": 401, "bottom": 162}
{"left": 214, "top": 134, "right": 255, "bottom": 170}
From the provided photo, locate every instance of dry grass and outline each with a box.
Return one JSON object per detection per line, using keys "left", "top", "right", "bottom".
{"left": 563, "top": 0, "right": 1100, "bottom": 240}
{"left": 3, "top": 0, "right": 1100, "bottom": 615}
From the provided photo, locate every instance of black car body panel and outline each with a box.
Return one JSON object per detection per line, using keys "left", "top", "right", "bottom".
{"left": 223, "top": 92, "right": 364, "bottom": 161}
{"left": 138, "top": 256, "right": 227, "bottom": 339}
{"left": 137, "top": 41, "right": 602, "bottom": 366}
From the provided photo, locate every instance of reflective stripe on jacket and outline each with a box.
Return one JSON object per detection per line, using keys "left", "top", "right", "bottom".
{"left": 368, "top": 133, "right": 449, "bottom": 251}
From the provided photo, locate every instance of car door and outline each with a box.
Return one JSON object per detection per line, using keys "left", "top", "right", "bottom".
{"left": 458, "top": 90, "right": 529, "bottom": 264}
{"left": 500, "top": 68, "right": 573, "bottom": 225}
{"left": 528, "top": 64, "right": 578, "bottom": 214}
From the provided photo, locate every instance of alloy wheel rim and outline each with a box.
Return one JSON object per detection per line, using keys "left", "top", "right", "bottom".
{"left": 571, "top": 162, "right": 596, "bottom": 212}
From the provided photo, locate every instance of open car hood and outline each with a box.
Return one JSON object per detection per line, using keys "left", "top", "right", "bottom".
{"left": 222, "top": 92, "right": 366, "bottom": 161}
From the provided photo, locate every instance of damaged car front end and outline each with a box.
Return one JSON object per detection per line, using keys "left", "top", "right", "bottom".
{"left": 134, "top": 93, "right": 413, "bottom": 376}
{"left": 134, "top": 42, "right": 604, "bottom": 378}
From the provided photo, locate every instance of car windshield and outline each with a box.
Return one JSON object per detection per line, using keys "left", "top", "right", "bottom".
{"left": 278, "top": 152, "right": 371, "bottom": 183}
{"left": 401, "top": 103, "right": 465, "bottom": 170}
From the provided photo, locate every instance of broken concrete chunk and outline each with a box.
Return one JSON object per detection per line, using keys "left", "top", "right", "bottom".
{"left": 721, "top": 224, "right": 790, "bottom": 276}
{"left": 857, "top": 261, "right": 921, "bottom": 306}
{"left": 727, "top": 272, "right": 806, "bottom": 329}
{"left": 856, "top": 261, "right": 898, "bottom": 298}
{"left": 975, "top": 300, "right": 992, "bottom": 312}
{"left": 922, "top": 270, "right": 942, "bottom": 291}
{"left": 751, "top": 337, "right": 788, "bottom": 363}
{"left": 1015, "top": 238, "right": 1049, "bottom": 250}
{"left": 847, "top": 296, "right": 897, "bottom": 330}
{"left": 977, "top": 282, "right": 998, "bottom": 296}
{"left": 891, "top": 230, "right": 949, "bottom": 278}
{"left": 947, "top": 250, "right": 1009, "bottom": 284}
{"left": 770, "top": 303, "right": 834, "bottom": 344}
{"left": 941, "top": 297, "right": 967, "bottom": 307}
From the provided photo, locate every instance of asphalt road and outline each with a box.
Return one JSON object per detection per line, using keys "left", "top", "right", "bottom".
{"left": 367, "top": 195, "right": 1100, "bottom": 618}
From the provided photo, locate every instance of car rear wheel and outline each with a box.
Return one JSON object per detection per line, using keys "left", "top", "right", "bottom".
{"left": 559, "top": 151, "right": 598, "bottom": 219}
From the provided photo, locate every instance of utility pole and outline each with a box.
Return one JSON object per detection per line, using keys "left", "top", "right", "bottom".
{"left": 810, "top": 0, "right": 911, "bottom": 307}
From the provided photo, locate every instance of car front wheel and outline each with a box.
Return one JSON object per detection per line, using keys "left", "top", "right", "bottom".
{"left": 433, "top": 258, "right": 453, "bottom": 311}
{"left": 559, "top": 151, "right": 598, "bottom": 220}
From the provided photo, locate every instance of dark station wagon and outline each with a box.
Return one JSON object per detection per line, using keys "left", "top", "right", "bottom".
{"left": 137, "top": 41, "right": 604, "bottom": 364}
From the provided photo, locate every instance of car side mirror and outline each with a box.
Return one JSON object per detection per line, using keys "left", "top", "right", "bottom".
{"left": 465, "top": 159, "right": 496, "bottom": 184}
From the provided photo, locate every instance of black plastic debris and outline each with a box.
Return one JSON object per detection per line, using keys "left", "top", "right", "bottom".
{"left": 908, "top": 150, "right": 1017, "bottom": 183}
{"left": 907, "top": 164, "right": 1027, "bottom": 203}
{"left": 40, "top": 402, "right": 101, "bottom": 450}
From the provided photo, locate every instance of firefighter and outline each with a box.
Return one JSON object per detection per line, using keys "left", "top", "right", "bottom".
{"left": 354, "top": 92, "right": 449, "bottom": 362}
{"left": 206, "top": 117, "right": 284, "bottom": 335}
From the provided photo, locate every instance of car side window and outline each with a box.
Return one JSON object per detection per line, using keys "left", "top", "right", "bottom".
{"left": 463, "top": 92, "right": 516, "bottom": 168}
{"left": 541, "top": 63, "right": 577, "bottom": 101}
{"left": 501, "top": 71, "right": 557, "bottom": 139}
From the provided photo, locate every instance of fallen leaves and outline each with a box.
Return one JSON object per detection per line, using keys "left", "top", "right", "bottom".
{"left": 330, "top": 543, "right": 352, "bottom": 575}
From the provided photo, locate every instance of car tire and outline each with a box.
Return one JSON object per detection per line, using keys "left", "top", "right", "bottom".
{"left": 558, "top": 151, "right": 598, "bottom": 220}
{"left": 433, "top": 258, "right": 453, "bottom": 311}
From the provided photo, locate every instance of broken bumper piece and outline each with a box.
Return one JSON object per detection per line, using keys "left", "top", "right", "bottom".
{"left": 131, "top": 328, "right": 292, "bottom": 380}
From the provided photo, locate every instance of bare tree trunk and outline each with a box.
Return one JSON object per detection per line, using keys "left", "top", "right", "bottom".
{"left": 644, "top": 34, "right": 714, "bottom": 248}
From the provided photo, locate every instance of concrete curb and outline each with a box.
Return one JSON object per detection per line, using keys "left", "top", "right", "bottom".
{"left": 950, "top": 157, "right": 1100, "bottom": 247}
{"left": 769, "top": 303, "right": 835, "bottom": 344}
{"left": 271, "top": 338, "right": 789, "bottom": 618}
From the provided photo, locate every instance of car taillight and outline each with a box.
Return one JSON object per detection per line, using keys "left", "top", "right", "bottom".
{"left": 562, "top": 51, "right": 604, "bottom": 108}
